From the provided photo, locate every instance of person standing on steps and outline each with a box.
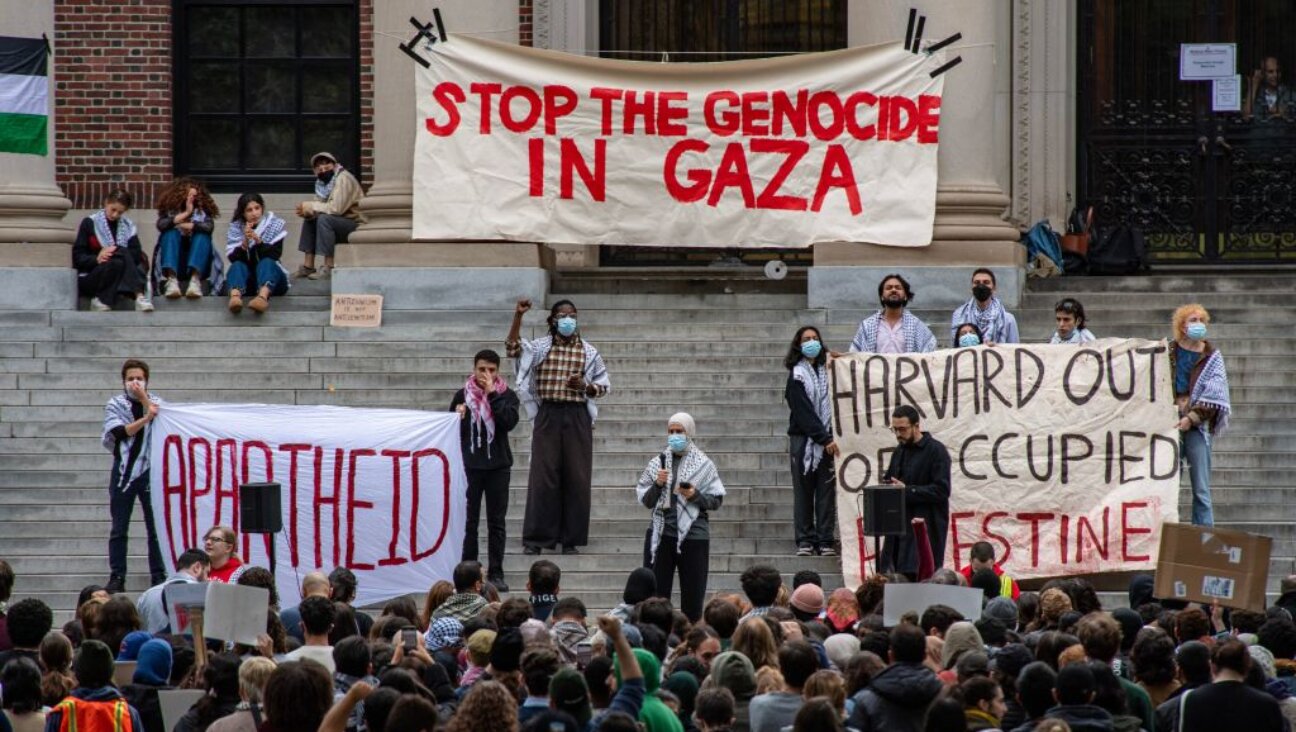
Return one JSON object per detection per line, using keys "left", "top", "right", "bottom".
{"left": 451, "top": 349, "right": 521, "bottom": 592}
{"left": 879, "top": 405, "right": 951, "bottom": 580}
{"left": 506, "top": 298, "right": 610, "bottom": 556}
{"left": 1170, "top": 304, "right": 1231, "bottom": 527}
{"left": 784, "top": 326, "right": 839, "bottom": 558}
{"left": 949, "top": 268, "right": 1019, "bottom": 345}
{"left": 636, "top": 412, "right": 725, "bottom": 623}
{"left": 845, "top": 274, "right": 937, "bottom": 354}
{"left": 103, "top": 358, "right": 168, "bottom": 592}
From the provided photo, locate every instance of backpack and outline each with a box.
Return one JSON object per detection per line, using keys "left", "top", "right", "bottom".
{"left": 1022, "top": 221, "right": 1065, "bottom": 274}
{"left": 1088, "top": 225, "right": 1148, "bottom": 275}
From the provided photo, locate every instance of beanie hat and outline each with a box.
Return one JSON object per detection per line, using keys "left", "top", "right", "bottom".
{"left": 983, "top": 596, "right": 1018, "bottom": 627}
{"left": 117, "top": 630, "right": 152, "bottom": 661}
{"left": 956, "top": 650, "right": 990, "bottom": 680}
{"left": 708, "top": 651, "right": 756, "bottom": 701}
{"left": 490, "top": 627, "right": 524, "bottom": 672}
{"left": 1111, "top": 608, "right": 1144, "bottom": 651}
{"left": 133, "top": 639, "right": 174, "bottom": 686}
{"left": 549, "top": 668, "right": 591, "bottom": 725}
{"left": 467, "top": 629, "right": 496, "bottom": 666}
{"left": 74, "top": 640, "right": 116, "bottom": 688}
{"left": 790, "top": 584, "right": 825, "bottom": 615}
{"left": 623, "top": 568, "right": 657, "bottom": 606}
{"left": 425, "top": 617, "right": 464, "bottom": 652}
{"left": 824, "top": 633, "right": 861, "bottom": 671}
{"left": 1128, "top": 574, "right": 1155, "bottom": 609}
{"left": 989, "top": 643, "right": 1033, "bottom": 680}
{"left": 1251, "top": 644, "right": 1277, "bottom": 680}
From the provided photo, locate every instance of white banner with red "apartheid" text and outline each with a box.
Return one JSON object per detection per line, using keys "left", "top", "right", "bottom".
{"left": 413, "top": 35, "right": 946, "bottom": 248}
{"left": 832, "top": 340, "right": 1182, "bottom": 587}
{"left": 150, "top": 404, "right": 466, "bottom": 608}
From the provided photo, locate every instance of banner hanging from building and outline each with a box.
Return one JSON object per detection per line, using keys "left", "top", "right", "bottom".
{"left": 413, "top": 35, "right": 946, "bottom": 248}
{"left": 0, "top": 35, "right": 50, "bottom": 156}
{"left": 832, "top": 340, "right": 1181, "bottom": 587}
{"left": 150, "top": 404, "right": 466, "bottom": 608}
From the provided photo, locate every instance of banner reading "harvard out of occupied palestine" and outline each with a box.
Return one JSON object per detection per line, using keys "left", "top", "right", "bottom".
{"left": 150, "top": 404, "right": 466, "bottom": 608}
{"left": 832, "top": 340, "right": 1181, "bottom": 587}
{"left": 413, "top": 36, "right": 945, "bottom": 248}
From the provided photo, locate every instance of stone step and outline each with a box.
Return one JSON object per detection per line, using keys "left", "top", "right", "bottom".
{"left": 1027, "top": 274, "right": 1296, "bottom": 293}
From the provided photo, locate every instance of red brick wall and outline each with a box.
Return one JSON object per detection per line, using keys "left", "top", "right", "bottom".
{"left": 519, "top": 0, "right": 532, "bottom": 46}
{"left": 54, "top": 0, "right": 375, "bottom": 208}
{"left": 54, "top": 0, "right": 173, "bottom": 209}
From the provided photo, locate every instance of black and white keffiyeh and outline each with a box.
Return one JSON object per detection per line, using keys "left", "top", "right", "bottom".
{"left": 951, "top": 297, "right": 1009, "bottom": 343}
{"left": 637, "top": 443, "right": 724, "bottom": 563}
{"left": 1190, "top": 349, "right": 1231, "bottom": 441}
{"left": 792, "top": 359, "right": 832, "bottom": 474}
{"left": 91, "top": 210, "right": 136, "bottom": 250}
{"left": 850, "top": 311, "right": 937, "bottom": 353}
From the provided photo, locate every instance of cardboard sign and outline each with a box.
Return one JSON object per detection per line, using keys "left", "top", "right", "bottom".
{"left": 1180, "top": 43, "right": 1236, "bottom": 80}
{"left": 414, "top": 36, "right": 947, "bottom": 248}
{"left": 1154, "top": 522, "right": 1272, "bottom": 611}
{"left": 204, "top": 582, "right": 270, "bottom": 646}
{"left": 112, "top": 661, "right": 136, "bottom": 687}
{"left": 159, "top": 690, "right": 205, "bottom": 732}
{"left": 883, "top": 583, "right": 985, "bottom": 627}
{"left": 832, "top": 340, "right": 1180, "bottom": 587}
{"left": 331, "top": 294, "right": 383, "bottom": 327}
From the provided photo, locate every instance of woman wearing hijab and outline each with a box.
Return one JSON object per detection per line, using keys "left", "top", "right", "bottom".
{"left": 637, "top": 413, "right": 725, "bottom": 623}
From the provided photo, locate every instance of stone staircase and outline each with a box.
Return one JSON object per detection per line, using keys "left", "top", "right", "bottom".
{"left": 0, "top": 270, "right": 1292, "bottom": 618}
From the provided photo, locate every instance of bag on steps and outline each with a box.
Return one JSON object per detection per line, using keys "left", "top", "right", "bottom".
{"left": 1088, "top": 225, "right": 1148, "bottom": 275}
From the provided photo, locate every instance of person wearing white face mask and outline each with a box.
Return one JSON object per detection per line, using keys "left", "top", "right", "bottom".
{"left": 784, "top": 326, "right": 840, "bottom": 558}
{"left": 1170, "top": 304, "right": 1231, "bottom": 526}
{"left": 507, "top": 298, "right": 611, "bottom": 556}
{"left": 636, "top": 413, "right": 725, "bottom": 622}
{"left": 102, "top": 359, "right": 167, "bottom": 592}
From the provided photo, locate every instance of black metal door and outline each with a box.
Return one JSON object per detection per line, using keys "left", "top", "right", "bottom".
{"left": 1078, "top": 0, "right": 1296, "bottom": 263}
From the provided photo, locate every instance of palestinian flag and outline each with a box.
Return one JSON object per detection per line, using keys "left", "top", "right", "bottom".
{"left": 0, "top": 36, "right": 49, "bottom": 155}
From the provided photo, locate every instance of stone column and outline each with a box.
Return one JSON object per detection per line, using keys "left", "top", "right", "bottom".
{"left": 810, "top": 0, "right": 1023, "bottom": 310}
{"left": 335, "top": 0, "right": 552, "bottom": 309}
{"left": 0, "top": 0, "right": 76, "bottom": 310}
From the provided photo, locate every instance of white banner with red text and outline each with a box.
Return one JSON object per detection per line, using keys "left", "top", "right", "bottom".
{"left": 149, "top": 404, "right": 466, "bottom": 608}
{"left": 832, "top": 340, "right": 1181, "bottom": 587}
{"left": 413, "top": 35, "right": 945, "bottom": 248}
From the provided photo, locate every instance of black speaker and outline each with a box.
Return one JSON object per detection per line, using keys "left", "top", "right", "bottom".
{"left": 239, "top": 482, "right": 282, "bottom": 534}
{"left": 861, "top": 485, "right": 907, "bottom": 536}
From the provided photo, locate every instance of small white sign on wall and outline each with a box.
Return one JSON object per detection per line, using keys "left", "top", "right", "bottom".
{"left": 1180, "top": 43, "right": 1236, "bottom": 80}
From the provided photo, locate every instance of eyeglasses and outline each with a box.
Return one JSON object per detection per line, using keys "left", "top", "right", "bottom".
{"left": 889, "top": 426, "right": 913, "bottom": 434}
{"left": 204, "top": 536, "right": 229, "bottom": 544}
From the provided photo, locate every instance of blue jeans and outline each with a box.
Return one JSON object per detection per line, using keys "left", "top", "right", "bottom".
{"left": 1183, "top": 427, "right": 1213, "bottom": 526}
{"left": 158, "top": 229, "right": 213, "bottom": 279}
{"left": 108, "top": 466, "right": 167, "bottom": 583}
{"left": 226, "top": 258, "right": 288, "bottom": 297}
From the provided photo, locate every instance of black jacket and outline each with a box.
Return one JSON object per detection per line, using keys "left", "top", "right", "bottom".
{"left": 881, "top": 433, "right": 951, "bottom": 575}
{"left": 846, "top": 662, "right": 943, "bottom": 732}
{"left": 72, "top": 217, "right": 143, "bottom": 275}
{"left": 1044, "top": 704, "right": 1114, "bottom": 732}
{"left": 449, "top": 387, "right": 520, "bottom": 471}
{"left": 785, "top": 370, "right": 832, "bottom": 445}
{"left": 121, "top": 683, "right": 172, "bottom": 732}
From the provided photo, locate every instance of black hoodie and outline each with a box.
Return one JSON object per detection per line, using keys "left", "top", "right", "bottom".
{"left": 846, "top": 662, "right": 943, "bottom": 732}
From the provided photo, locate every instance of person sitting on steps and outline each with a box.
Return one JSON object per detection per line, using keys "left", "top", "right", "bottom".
{"left": 292, "top": 151, "right": 365, "bottom": 281}
{"left": 73, "top": 189, "right": 153, "bottom": 312}
{"left": 225, "top": 192, "right": 290, "bottom": 315}
{"left": 154, "top": 177, "right": 222, "bottom": 300}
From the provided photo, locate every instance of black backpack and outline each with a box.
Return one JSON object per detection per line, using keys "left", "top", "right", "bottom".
{"left": 1087, "top": 225, "right": 1148, "bottom": 275}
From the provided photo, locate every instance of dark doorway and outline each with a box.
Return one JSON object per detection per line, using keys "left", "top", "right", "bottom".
{"left": 1078, "top": 0, "right": 1296, "bottom": 263}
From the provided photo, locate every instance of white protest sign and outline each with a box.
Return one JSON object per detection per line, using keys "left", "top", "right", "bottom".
{"left": 204, "top": 582, "right": 270, "bottom": 646}
{"left": 151, "top": 404, "right": 467, "bottom": 608}
{"left": 165, "top": 582, "right": 207, "bottom": 636}
{"left": 159, "top": 690, "right": 205, "bottom": 732}
{"left": 414, "top": 36, "right": 946, "bottom": 248}
{"left": 882, "top": 583, "right": 985, "bottom": 627}
{"left": 833, "top": 339, "right": 1180, "bottom": 587}
{"left": 1180, "top": 43, "right": 1236, "bottom": 80}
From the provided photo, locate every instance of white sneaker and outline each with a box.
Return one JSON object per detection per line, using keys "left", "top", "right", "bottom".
{"left": 163, "top": 277, "right": 182, "bottom": 299}
{"left": 185, "top": 278, "right": 203, "bottom": 299}
{"left": 135, "top": 297, "right": 155, "bottom": 313}
{"left": 90, "top": 298, "right": 111, "bottom": 312}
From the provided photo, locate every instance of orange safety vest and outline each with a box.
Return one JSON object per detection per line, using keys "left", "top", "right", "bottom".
{"left": 54, "top": 696, "right": 133, "bottom": 732}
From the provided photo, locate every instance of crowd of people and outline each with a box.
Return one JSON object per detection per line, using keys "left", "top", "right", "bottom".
{"left": 72, "top": 152, "right": 364, "bottom": 314}
{"left": 4, "top": 545, "right": 1296, "bottom": 731}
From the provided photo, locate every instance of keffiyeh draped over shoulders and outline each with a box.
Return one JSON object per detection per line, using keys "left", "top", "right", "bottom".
{"left": 637, "top": 444, "right": 724, "bottom": 563}
{"left": 850, "top": 311, "right": 937, "bottom": 353}
{"left": 1190, "top": 348, "right": 1231, "bottom": 438}
{"left": 791, "top": 359, "right": 832, "bottom": 473}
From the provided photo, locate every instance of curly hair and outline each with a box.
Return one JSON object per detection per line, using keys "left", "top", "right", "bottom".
{"left": 1130, "top": 627, "right": 1177, "bottom": 685}
{"left": 855, "top": 575, "right": 888, "bottom": 617}
{"left": 1171, "top": 304, "right": 1210, "bottom": 340}
{"left": 445, "top": 680, "right": 519, "bottom": 732}
{"left": 154, "top": 177, "right": 219, "bottom": 218}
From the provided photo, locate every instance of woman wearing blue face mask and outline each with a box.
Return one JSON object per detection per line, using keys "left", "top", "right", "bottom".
{"left": 784, "top": 326, "right": 840, "bottom": 557}
{"left": 954, "top": 322, "right": 985, "bottom": 348}
{"left": 507, "top": 298, "right": 611, "bottom": 555}
{"left": 636, "top": 412, "right": 724, "bottom": 622}
{"left": 1170, "top": 304, "right": 1231, "bottom": 526}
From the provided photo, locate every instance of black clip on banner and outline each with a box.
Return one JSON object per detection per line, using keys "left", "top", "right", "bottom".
{"left": 399, "top": 9, "right": 448, "bottom": 69}
{"left": 904, "top": 7, "right": 963, "bottom": 78}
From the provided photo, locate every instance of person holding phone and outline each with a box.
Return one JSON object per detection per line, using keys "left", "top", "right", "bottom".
{"left": 224, "top": 192, "right": 289, "bottom": 315}
{"left": 103, "top": 359, "right": 167, "bottom": 592}
{"left": 506, "top": 298, "right": 611, "bottom": 556}
{"left": 636, "top": 413, "right": 725, "bottom": 622}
